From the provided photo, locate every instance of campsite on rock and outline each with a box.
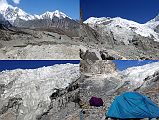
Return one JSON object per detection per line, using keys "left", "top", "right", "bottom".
{"left": 79, "top": 60, "right": 159, "bottom": 120}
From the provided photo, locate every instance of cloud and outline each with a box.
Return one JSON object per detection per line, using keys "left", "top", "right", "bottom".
{"left": 0, "top": 0, "right": 8, "bottom": 5}
{"left": 12, "top": 0, "right": 21, "bottom": 4}
{"left": 0, "top": 0, "right": 9, "bottom": 10}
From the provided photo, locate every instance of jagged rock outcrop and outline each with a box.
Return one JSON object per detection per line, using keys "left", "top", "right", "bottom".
{"left": 0, "top": 13, "right": 12, "bottom": 29}
{"left": 37, "top": 77, "right": 81, "bottom": 120}
{"left": 14, "top": 17, "right": 80, "bottom": 37}
{"left": 80, "top": 60, "right": 116, "bottom": 75}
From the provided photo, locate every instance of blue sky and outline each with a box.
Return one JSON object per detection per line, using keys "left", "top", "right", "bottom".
{"left": 81, "top": 0, "right": 159, "bottom": 23}
{"left": 113, "top": 60, "right": 159, "bottom": 71}
{"left": 0, "top": 60, "right": 80, "bottom": 71}
{"left": 7, "top": 0, "right": 79, "bottom": 20}
{"left": 0, "top": 60, "right": 158, "bottom": 71}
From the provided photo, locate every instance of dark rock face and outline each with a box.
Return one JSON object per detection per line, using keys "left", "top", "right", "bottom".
{"left": 13, "top": 17, "right": 80, "bottom": 37}
{"left": 137, "top": 71, "right": 159, "bottom": 105}
{"left": 0, "top": 14, "right": 12, "bottom": 29}
{"left": 80, "top": 60, "right": 116, "bottom": 75}
{"left": 80, "top": 23, "right": 112, "bottom": 47}
{"left": 37, "top": 78, "right": 81, "bottom": 120}
{"left": 80, "top": 49, "right": 100, "bottom": 60}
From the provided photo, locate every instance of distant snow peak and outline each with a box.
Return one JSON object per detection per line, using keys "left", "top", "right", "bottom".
{"left": 40, "top": 10, "right": 69, "bottom": 20}
{"left": 0, "top": 6, "right": 35, "bottom": 23}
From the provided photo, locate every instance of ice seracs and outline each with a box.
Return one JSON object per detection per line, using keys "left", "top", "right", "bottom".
{"left": 0, "top": 63, "right": 79, "bottom": 120}
{"left": 121, "top": 62, "right": 159, "bottom": 86}
{"left": 145, "top": 14, "right": 159, "bottom": 32}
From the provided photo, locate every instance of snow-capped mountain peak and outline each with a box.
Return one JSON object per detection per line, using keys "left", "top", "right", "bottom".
{"left": 0, "top": 3, "right": 35, "bottom": 23}
{"left": 40, "top": 10, "right": 70, "bottom": 19}
{"left": 0, "top": 2, "right": 71, "bottom": 24}
{"left": 53, "top": 10, "right": 68, "bottom": 18}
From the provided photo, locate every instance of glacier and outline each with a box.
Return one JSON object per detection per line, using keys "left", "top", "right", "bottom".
{"left": 0, "top": 63, "right": 80, "bottom": 120}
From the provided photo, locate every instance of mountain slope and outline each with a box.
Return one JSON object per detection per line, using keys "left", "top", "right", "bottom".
{"left": 0, "top": 4, "right": 35, "bottom": 23}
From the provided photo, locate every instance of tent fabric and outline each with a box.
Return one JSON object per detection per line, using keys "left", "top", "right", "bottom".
{"left": 107, "top": 92, "right": 159, "bottom": 119}
{"left": 89, "top": 96, "right": 103, "bottom": 107}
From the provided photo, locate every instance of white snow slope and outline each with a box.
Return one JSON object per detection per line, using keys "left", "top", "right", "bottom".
{"left": 84, "top": 17, "right": 159, "bottom": 43}
{"left": 121, "top": 61, "right": 159, "bottom": 86}
{"left": 0, "top": 63, "right": 79, "bottom": 119}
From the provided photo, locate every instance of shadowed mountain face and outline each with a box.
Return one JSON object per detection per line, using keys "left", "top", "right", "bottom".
{"left": 0, "top": 13, "right": 12, "bottom": 29}
{"left": 13, "top": 17, "right": 80, "bottom": 37}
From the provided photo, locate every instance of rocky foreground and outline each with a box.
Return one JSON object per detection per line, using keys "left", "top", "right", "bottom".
{"left": 0, "top": 27, "right": 82, "bottom": 60}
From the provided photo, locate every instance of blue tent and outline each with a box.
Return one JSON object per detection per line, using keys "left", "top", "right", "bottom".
{"left": 107, "top": 92, "right": 159, "bottom": 119}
